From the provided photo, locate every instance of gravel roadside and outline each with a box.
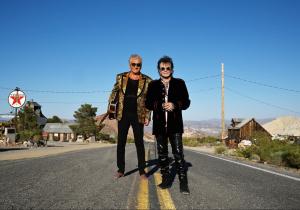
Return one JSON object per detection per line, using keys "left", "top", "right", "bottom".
{"left": 0, "top": 141, "right": 115, "bottom": 161}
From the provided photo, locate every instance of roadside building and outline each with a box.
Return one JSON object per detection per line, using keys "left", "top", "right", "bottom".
{"left": 227, "top": 118, "right": 272, "bottom": 147}
{"left": 43, "top": 123, "right": 76, "bottom": 141}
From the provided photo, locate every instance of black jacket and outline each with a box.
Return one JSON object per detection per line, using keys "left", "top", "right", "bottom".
{"left": 145, "top": 77, "right": 190, "bottom": 135}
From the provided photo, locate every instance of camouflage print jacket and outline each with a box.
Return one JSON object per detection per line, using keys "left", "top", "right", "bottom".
{"left": 108, "top": 72, "right": 152, "bottom": 124}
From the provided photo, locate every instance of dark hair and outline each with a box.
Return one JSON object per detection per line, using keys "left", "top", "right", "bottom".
{"left": 157, "top": 56, "right": 174, "bottom": 70}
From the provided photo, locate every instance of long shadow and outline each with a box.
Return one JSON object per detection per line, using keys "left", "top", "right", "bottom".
{"left": 166, "top": 159, "right": 193, "bottom": 187}
{"left": 124, "top": 158, "right": 193, "bottom": 181}
{"left": 0, "top": 145, "right": 65, "bottom": 152}
{"left": 124, "top": 158, "right": 159, "bottom": 177}
{"left": 145, "top": 159, "right": 160, "bottom": 177}
{"left": 0, "top": 148, "right": 29, "bottom": 152}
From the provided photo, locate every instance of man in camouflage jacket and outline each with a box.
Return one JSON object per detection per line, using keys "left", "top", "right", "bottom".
{"left": 108, "top": 54, "right": 152, "bottom": 180}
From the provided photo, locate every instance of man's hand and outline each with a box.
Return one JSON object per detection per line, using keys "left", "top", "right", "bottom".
{"left": 162, "top": 102, "right": 175, "bottom": 112}
{"left": 144, "top": 119, "right": 150, "bottom": 126}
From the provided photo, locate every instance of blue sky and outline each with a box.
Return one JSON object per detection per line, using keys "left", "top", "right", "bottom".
{"left": 0, "top": 0, "right": 299, "bottom": 120}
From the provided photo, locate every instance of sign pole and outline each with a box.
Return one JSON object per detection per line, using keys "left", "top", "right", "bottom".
{"left": 8, "top": 87, "right": 26, "bottom": 131}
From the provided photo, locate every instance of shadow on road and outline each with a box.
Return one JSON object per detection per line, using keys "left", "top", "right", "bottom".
{"left": 124, "top": 159, "right": 159, "bottom": 177}
{"left": 0, "top": 148, "right": 29, "bottom": 152}
{"left": 168, "top": 159, "right": 193, "bottom": 187}
{"left": 124, "top": 158, "right": 192, "bottom": 182}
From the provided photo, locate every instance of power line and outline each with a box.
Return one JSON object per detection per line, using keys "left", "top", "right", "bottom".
{"left": 226, "top": 74, "right": 300, "bottom": 93}
{"left": 0, "top": 97, "right": 107, "bottom": 105}
{"left": 0, "top": 86, "right": 110, "bottom": 94}
{"left": 1, "top": 74, "right": 220, "bottom": 94}
{"left": 189, "top": 87, "right": 218, "bottom": 93}
{"left": 40, "top": 101, "right": 107, "bottom": 104}
{"left": 186, "top": 74, "right": 220, "bottom": 82}
{"left": 225, "top": 87, "right": 300, "bottom": 115}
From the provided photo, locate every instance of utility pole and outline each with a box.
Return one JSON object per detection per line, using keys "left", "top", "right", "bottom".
{"left": 221, "top": 63, "right": 225, "bottom": 141}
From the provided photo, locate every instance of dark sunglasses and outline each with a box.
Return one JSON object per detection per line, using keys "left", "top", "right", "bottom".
{"left": 160, "top": 67, "right": 172, "bottom": 71}
{"left": 131, "top": 63, "right": 142, "bottom": 67}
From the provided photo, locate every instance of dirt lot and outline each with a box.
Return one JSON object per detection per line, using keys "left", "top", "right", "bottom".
{"left": 0, "top": 141, "right": 115, "bottom": 161}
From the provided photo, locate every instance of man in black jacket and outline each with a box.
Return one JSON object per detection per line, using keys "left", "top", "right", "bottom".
{"left": 145, "top": 56, "right": 191, "bottom": 194}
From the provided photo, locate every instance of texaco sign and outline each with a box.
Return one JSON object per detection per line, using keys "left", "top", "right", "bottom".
{"left": 8, "top": 89, "right": 26, "bottom": 108}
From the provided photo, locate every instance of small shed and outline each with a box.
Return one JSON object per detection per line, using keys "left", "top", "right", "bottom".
{"left": 227, "top": 118, "right": 272, "bottom": 147}
{"left": 43, "top": 123, "right": 76, "bottom": 141}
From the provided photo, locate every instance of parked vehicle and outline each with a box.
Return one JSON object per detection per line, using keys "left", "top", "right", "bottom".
{"left": 4, "top": 127, "right": 16, "bottom": 144}
{"left": 77, "top": 135, "right": 84, "bottom": 142}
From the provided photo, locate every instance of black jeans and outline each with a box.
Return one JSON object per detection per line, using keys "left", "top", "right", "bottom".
{"left": 155, "top": 133, "right": 186, "bottom": 178}
{"left": 117, "top": 113, "right": 145, "bottom": 175}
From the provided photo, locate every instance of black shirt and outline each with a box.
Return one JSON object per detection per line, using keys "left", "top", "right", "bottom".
{"left": 123, "top": 78, "right": 138, "bottom": 114}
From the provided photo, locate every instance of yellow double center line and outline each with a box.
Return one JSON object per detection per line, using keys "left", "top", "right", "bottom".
{"left": 137, "top": 148, "right": 176, "bottom": 210}
{"left": 153, "top": 172, "right": 176, "bottom": 210}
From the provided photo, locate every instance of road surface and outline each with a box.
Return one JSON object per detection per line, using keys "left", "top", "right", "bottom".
{"left": 0, "top": 142, "right": 299, "bottom": 209}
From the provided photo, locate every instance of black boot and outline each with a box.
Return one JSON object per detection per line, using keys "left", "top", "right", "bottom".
{"left": 179, "top": 173, "right": 190, "bottom": 194}
{"left": 158, "top": 173, "right": 172, "bottom": 189}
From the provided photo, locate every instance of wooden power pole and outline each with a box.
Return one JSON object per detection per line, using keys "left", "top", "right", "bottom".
{"left": 221, "top": 63, "right": 225, "bottom": 140}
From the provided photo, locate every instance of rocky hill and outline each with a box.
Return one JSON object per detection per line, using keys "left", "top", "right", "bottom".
{"left": 263, "top": 116, "right": 300, "bottom": 136}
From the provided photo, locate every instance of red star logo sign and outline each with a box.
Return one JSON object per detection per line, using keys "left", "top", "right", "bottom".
{"left": 10, "top": 94, "right": 24, "bottom": 105}
{"left": 8, "top": 90, "right": 26, "bottom": 108}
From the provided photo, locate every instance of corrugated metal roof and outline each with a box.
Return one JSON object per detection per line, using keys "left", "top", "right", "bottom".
{"left": 229, "top": 118, "right": 253, "bottom": 129}
{"left": 43, "top": 123, "right": 77, "bottom": 133}
{"left": 37, "top": 117, "right": 47, "bottom": 126}
{"left": 232, "top": 118, "right": 244, "bottom": 123}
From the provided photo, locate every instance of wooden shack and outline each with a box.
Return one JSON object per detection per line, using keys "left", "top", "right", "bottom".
{"left": 227, "top": 118, "right": 271, "bottom": 147}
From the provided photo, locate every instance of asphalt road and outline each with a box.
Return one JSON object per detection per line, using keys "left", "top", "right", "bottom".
{"left": 0, "top": 143, "right": 299, "bottom": 209}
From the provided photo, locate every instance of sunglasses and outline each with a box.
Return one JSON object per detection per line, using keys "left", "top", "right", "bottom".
{"left": 131, "top": 63, "right": 142, "bottom": 67}
{"left": 160, "top": 67, "right": 172, "bottom": 71}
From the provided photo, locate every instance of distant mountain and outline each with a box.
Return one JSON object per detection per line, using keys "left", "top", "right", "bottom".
{"left": 183, "top": 119, "right": 230, "bottom": 137}
{"left": 0, "top": 115, "right": 14, "bottom": 123}
{"left": 263, "top": 116, "right": 300, "bottom": 136}
{"left": 94, "top": 114, "right": 279, "bottom": 139}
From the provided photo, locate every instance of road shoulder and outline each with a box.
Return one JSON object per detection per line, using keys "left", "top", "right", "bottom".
{"left": 0, "top": 142, "right": 115, "bottom": 161}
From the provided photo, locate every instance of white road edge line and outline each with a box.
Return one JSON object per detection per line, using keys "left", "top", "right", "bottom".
{"left": 188, "top": 149, "right": 300, "bottom": 182}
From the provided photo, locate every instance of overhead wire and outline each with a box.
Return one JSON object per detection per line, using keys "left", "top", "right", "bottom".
{"left": 225, "top": 87, "right": 300, "bottom": 115}
{"left": 1, "top": 73, "right": 299, "bottom": 116}
{"left": 0, "top": 86, "right": 110, "bottom": 94}
{"left": 226, "top": 74, "right": 300, "bottom": 93}
{"left": 186, "top": 74, "right": 220, "bottom": 83}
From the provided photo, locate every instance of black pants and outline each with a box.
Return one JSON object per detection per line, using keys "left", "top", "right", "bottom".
{"left": 117, "top": 113, "right": 145, "bottom": 175}
{"left": 155, "top": 133, "right": 186, "bottom": 178}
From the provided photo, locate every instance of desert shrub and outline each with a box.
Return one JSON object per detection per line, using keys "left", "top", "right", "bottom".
{"left": 282, "top": 148, "right": 300, "bottom": 169}
{"left": 182, "top": 138, "right": 199, "bottom": 147}
{"left": 19, "top": 129, "right": 41, "bottom": 141}
{"left": 199, "top": 136, "right": 219, "bottom": 144}
{"left": 268, "top": 151, "right": 286, "bottom": 166}
{"left": 127, "top": 138, "right": 134, "bottom": 143}
{"left": 104, "top": 138, "right": 116, "bottom": 144}
{"left": 236, "top": 145, "right": 259, "bottom": 159}
{"left": 96, "top": 133, "right": 116, "bottom": 144}
{"left": 215, "top": 146, "right": 227, "bottom": 154}
{"left": 251, "top": 131, "right": 271, "bottom": 146}
{"left": 239, "top": 133, "right": 300, "bottom": 168}
{"left": 96, "top": 133, "right": 110, "bottom": 141}
{"left": 183, "top": 136, "right": 219, "bottom": 147}
{"left": 249, "top": 154, "right": 260, "bottom": 162}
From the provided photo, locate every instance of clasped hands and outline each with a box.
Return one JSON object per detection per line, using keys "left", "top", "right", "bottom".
{"left": 162, "top": 102, "right": 175, "bottom": 112}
